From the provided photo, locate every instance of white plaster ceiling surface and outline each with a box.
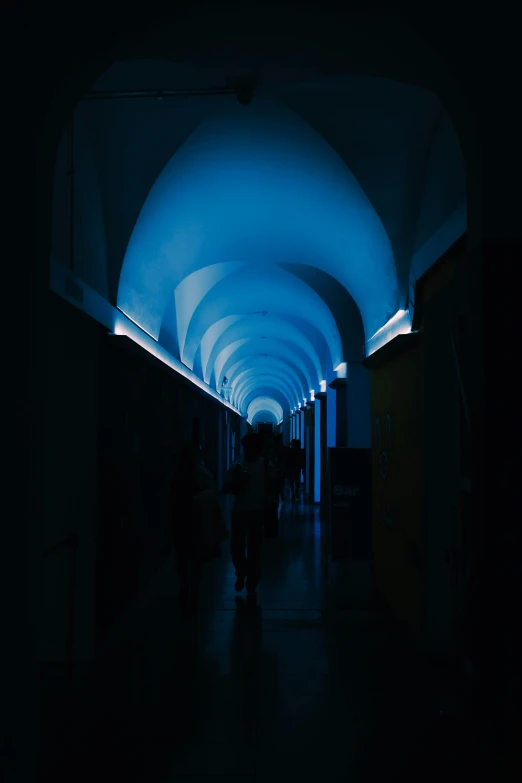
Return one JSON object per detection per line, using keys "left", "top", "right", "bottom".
{"left": 70, "top": 57, "right": 465, "bottom": 421}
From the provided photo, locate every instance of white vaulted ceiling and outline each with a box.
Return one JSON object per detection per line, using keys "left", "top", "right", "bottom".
{"left": 53, "top": 55, "right": 466, "bottom": 421}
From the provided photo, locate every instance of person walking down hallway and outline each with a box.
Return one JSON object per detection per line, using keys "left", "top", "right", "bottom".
{"left": 288, "top": 439, "right": 305, "bottom": 503}
{"left": 262, "top": 435, "right": 284, "bottom": 538}
{"left": 274, "top": 434, "right": 289, "bottom": 502}
{"left": 224, "top": 433, "right": 275, "bottom": 598}
{"left": 169, "top": 443, "right": 226, "bottom": 612}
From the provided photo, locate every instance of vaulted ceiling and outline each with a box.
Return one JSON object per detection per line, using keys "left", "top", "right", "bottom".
{"left": 52, "top": 56, "right": 466, "bottom": 421}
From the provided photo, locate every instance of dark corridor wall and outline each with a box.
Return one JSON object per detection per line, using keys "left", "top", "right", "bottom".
{"left": 370, "top": 237, "right": 470, "bottom": 659}
{"left": 96, "top": 332, "right": 240, "bottom": 643}
{"left": 40, "top": 292, "right": 240, "bottom": 659}
{"left": 371, "top": 337, "right": 425, "bottom": 638}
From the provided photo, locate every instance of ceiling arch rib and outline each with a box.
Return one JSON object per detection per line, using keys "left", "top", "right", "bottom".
{"left": 233, "top": 371, "right": 301, "bottom": 413}
{"left": 241, "top": 386, "right": 290, "bottom": 416}
{"left": 235, "top": 381, "right": 297, "bottom": 416}
{"left": 252, "top": 410, "right": 279, "bottom": 425}
{"left": 203, "top": 314, "right": 323, "bottom": 387}
{"left": 118, "top": 97, "right": 397, "bottom": 347}
{"left": 212, "top": 337, "right": 251, "bottom": 388}
{"left": 173, "top": 262, "right": 247, "bottom": 359}
{"left": 247, "top": 397, "right": 284, "bottom": 425}
{"left": 228, "top": 355, "right": 306, "bottom": 402}
{"left": 180, "top": 264, "right": 344, "bottom": 373}
{"left": 214, "top": 338, "right": 313, "bottom": 395}
{"left": 245, "top": 388, "right": 289, "bottom": 416}
{"left": 239, "top": 384, "right": 295, "bottom": 417}
{"left": 248, "top": 398, "right": 284, "bottom": 421}
{"left": 277, "top": 263, "right": 366, "bottom": 362}
{"left": 236, "top": 376, "right": 296, "bottom": 413}
{"left": 234, "top": 372, "right": 300, "bottom": 413}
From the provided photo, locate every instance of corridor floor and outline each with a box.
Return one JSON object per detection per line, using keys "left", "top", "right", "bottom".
{"left": 42, "top": 501, "right": 490, "bottom": 782}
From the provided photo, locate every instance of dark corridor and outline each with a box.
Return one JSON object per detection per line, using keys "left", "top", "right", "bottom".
{"left": 41, "top": 501, "right": 491, "bottom": 782}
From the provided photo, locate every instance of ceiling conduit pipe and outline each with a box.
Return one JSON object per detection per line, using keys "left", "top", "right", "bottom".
{"left": 67, "top": 113, "right": 75, "bottom": 272}
{"left": 81, "top": 87, "right": 238, "bottom": 101}
{"left": 82, "top": 78, "right": 256, "bottom": 103}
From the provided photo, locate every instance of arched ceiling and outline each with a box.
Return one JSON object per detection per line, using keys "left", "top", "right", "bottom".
{"left": 118, "top": 97, "right": 397, "bottom": 342}
{"left": 56, "top": 55, "right": 466, "bottom": 420}
{"left": 202, "top": 314, "right": 323, "bottom": 387}
{"left": 246, "top": 389, "right": 289, "bottom": 419}
{"left": 213, "top": 338, "right": 312, "bottom": 395}
{"left": 232, "top": 359, "right": 303, "bottom": 409}
{"left": 177, "top": 264, "right": 342, "bottom": 372}
{"left": 247, "top": 397, "right": 284, "bottom": 426}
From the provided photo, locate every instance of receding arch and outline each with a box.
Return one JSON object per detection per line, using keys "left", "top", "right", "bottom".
{"left": 278, "top": 263, "right": 366, "bottom": 361}
{"left": 233, "top": 371, "right": 304, "bottom": 413}
{"left": 41, "top": 4, "right": 480, "bottom": 322}
{"left": 213, "top": 337, "right": 314, "bottom": 394}
{"left": 38, "top": 3, "right": 480, "bottom": 450}
{"left": 247, "top": 397, "right": 284, "bottom": 425}
{"left": 199, "top": 313, "right": 327, "bottom": 384}
{"left": 241, "top": 384, "right": 295, "bottom": 416}
{"left": 179, "top": 264, "right": 344, "bottom": 372}
{"left": 233, "top": 370, "right": 301, "bottom": 411}
{"left": 251, "top": 410, "right": 279, "bottom": 426}
{"left": 233, "top": 364, "right": 304, "bottom": 409}
{"left": 118, "top": 98, "right": 396, "bottom": 343}
{"left": 202, "top": 313, "right": 323, "bottom": 386}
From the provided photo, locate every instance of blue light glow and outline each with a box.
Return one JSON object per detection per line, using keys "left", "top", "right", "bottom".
{"left": 112, "top": 314, "right": 241, "bottom": 414}
{"left": 117, "top": 306, "right": 158, "bottom": 341}
{"left": 314, "top": 398, "right": 321, "bottom": 503}
{"left": 228, "top": 356, "right": 306, "bottom": 400}
{"left": 118, "top": 98, "right": 398, "bottom": 346}
{"left": 49, "top": 257, "right": 241, "bottom": 416}
{"left": 234, "top": 370, "right": 300, "bottom": 412}
{"left": 201, "top": 314, "right": 323, "bottom": 386}
{"left": 181, "top": 264, "right": 343, "bottom": 374}
{"left": 247, "top": 397, "right": 284, "bottom": 426}
{"left": 251, "top": 410, "right": 279, "bottom": 426}
{"left": 215, "top": 338, "right": 313, "bottom": 397}
{"left": 215, "top": 336, "right": 316, "bottom": 392}
{"left": 173, "top": 262, "right": 247, "bottom": 364}
{"left": 235, "top": 379, "right": 297, "bottom": 411}
{"left": 111, "top": 99, "right": 418, "bottom": 437}
{"left": 242, "top": 387, "right": 290, "bottom": 413}
{"left": 366, "top": 309, "right": 413, "bottom": 356}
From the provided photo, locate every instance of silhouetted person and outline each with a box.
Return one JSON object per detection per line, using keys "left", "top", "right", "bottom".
{"left": 274, "top": 434, "right": 289, "bottom": 501}
{"left": 169, "top": 442, "right": 222, "bottom": 611}
{"left": 262, "top": 435, "right": 283, "bottom": 538}
{"left": 288, "top": 439, "right": 305, "bottom": 502}
{"left": 224, "top": 433, "right": 276, "bottom": 597}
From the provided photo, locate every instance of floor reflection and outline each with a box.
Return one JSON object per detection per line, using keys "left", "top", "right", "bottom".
{"left": 42, "top": 500, "right": 483, "bottom": 782}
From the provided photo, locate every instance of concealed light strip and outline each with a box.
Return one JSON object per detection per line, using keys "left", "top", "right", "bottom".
{"left": 117, "top": 306, "right": 158, "bottom": 341}
{"left": 113, "top": 314, "right": 241, "bottom": 415}
{"left": 49, "top": 258, "right": 241, "bottom": 416}
{"left": 366, "top": 309, "right": 414, "bottom": 357}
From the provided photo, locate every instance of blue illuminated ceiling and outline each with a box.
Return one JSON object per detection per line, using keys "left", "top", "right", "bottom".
{"left": 57, "top": 57, "right": 466, "bottom": 423}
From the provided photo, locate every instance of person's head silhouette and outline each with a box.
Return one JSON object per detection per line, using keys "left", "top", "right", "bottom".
{"left": 241, "top": 433, "right": 261, "bottom": 462}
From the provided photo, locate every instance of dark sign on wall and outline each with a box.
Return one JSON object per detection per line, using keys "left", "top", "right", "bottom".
{"left": 328, "top": 448, "right": 372, "bottom": 561}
